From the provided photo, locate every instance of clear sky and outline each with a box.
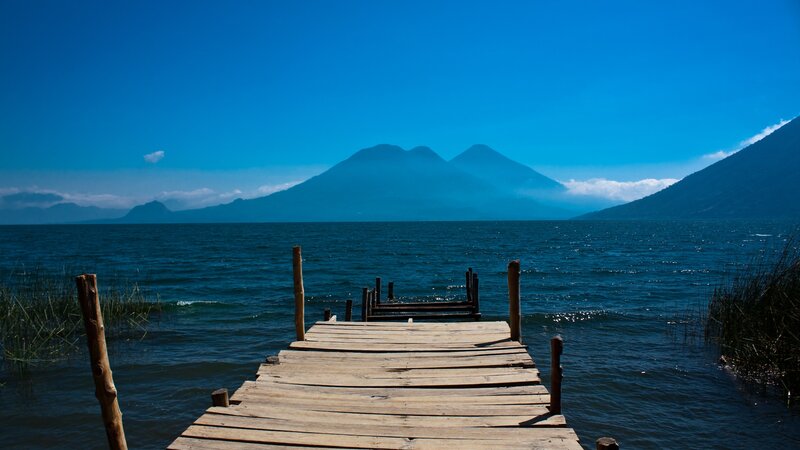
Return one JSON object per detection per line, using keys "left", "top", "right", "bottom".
{"left": 1, "top": 0, "right": 798, "bottom": 209}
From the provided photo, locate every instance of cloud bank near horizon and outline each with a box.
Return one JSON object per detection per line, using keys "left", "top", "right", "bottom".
{"left": 0, "top": 181, "right": 304, "bottom": 211}
{"left": 562, "top": 178, "right": 679, "bottom": 202}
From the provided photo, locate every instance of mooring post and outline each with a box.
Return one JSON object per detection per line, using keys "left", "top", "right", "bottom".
{"left": 596, "top": 437, "right": 619, "bottom": 450}
{"left": 375, "top": 277, "right": 381, "bottom": 304}
{"left": 211, "top": 388, "right": 229, "bottom": 407}
{"left": 323, "top": 308, "right": 331, "bottom": 321}
{"left": 508, "top": 260, "right": 522, "bottom": 342}
{"left": 388, "top": 281, "right": 394, "bottom": 300}
{"left": 292, "top": 246, "right": 305, "bottom": 341}
{"left": 466, "top": 268, "right": 473, "bottom": 303}
{"left": 345, "top": 299, "right": 353, "bottom": 321}
{"left": 550, "top": 335, "right": 563, "bottom": 414}
{"left": 75, "top": 274, "right": 128, "bottom": 450}
{"left": 472, "top": 274, "right": 480, "bottom": 315}
{"left": 361, "top": 287, "right": 368, "bottom": 322}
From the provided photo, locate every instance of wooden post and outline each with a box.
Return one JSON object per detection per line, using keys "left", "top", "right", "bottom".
{"left": 211, "top": 388, "right": 229, "bottom": 407}
{"left": 596, "top": 437, "right": 619, "bottom": 450}
{"left": 75, "top": 274, "right": 128, "bottom": 450}
{"left": 345, "top": 299, "right": 353, "bottom": 321}
{"left": 465, "top": 269, "right": 472, "bottom": 303}
{"left": 323, "top": 308, "right": 331, "bottom": 321}
{"left": 550, "top": 335, "right": 563, "bottom": 414}
{"left": 388, "top": 282, "right": 394, "bottom": 300}
{"left": 375, "top": 277, "right": 381, "bottom": 304}
{"left": 361, "top": 287, "right": 368, "bottom": 322}
{"left": 508, "top": 260, "right": 521, "bottom": 342}
{"left": 292, "top": 246, "right": 305, "bottom": 341}
{"left": 472, "top": 274, "right": 480, "bottom": 314}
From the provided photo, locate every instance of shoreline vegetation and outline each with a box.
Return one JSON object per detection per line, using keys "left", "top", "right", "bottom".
{"left": 0, "top": 270, "right": 160, "bottom": 368}
{"left": 706, "top": 238, "right": 800, "bottom": 401}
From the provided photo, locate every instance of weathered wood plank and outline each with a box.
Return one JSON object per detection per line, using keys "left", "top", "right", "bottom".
{"left": 201, "top": 405, "right": 567, "bottom": 428}
{"left": 232, "top": 380, "right": 549, "bottom": 397}
{"left": 289, "top": 340, "right": 524, "bottom": 352}
{"left": 279, "top": 347, "right": 531, "bottom": 359}
{"left": 309, "top": 320, "right": 509, "bottom": 331}
{"left": 194, "top": 413, "right": 580, "bottom": 441}
{"left": 181, "top": 424, "right": 581, "bottom": 450}
{"left": 257, "top": 370, "right": 540, "bottom": 388}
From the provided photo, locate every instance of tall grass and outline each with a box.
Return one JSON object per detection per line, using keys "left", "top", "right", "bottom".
{"left": 0, "top": 270, "right": 160, "bottom": 366}
{"left": 705, "top": 239, "right": 800, "bottom": 398}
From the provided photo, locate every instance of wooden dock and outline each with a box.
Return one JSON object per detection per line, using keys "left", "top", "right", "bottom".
{"left": 169, "top": 319, "right": 581, "bottom": 449}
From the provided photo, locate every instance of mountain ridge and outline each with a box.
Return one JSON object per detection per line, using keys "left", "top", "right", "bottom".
{"left": 581, "top": 117, "right": 800, "bottom": 219}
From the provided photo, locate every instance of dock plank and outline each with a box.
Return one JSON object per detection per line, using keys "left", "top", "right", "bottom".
{"left": 170, "top": 321, "right": 580, "bottom": 449}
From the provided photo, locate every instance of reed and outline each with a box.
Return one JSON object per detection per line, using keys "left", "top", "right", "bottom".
{"left": 705, "top": 239, "right": 800, "bottom": 398}
{"left": 0, "top": 269, "right": 160, "bottom": 366}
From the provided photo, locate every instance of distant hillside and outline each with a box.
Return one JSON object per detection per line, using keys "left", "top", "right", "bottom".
{"left": 450, "top": 144, "right": 563, "bottom": 192}
{"left": 0, "top": 201, "right": 125, "bottom": 225}
{"left": 169, "top": 144, "right": 571, "bottom": 222}
{"left": 115, "top": 200, "right": 173, "bottom": 223}
{"left": 582, "top": 117, "right": 800, "bottom": 219}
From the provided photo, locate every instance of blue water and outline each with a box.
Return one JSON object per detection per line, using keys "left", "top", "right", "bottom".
{"left": 1, "top": 221, "right": 799, "bottom": 449}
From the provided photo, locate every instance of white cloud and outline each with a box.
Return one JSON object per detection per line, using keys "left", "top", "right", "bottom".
{"left": 563, "top": 178, "right": 679, "bottom": 202}
{"left": 155, "top": 183, "right": 300, "bottom": 210}
{"left": 144, "top": 150, "right": 165, "bottom": 163}
{"left": 738, "top": 119, "right": 790, "bottom": 148}
{"left": 702, "top": 119, "right": 790, "bottom": 161}
{"left": 256, "top": 181, "right": 301, "bottom": 195}
{"left": 702, "top": 150, "right": 736, "bottom": 161}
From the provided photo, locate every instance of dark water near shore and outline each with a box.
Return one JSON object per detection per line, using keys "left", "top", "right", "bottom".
{"left": 1, "top": 221, "right": 799, "bottom": 449}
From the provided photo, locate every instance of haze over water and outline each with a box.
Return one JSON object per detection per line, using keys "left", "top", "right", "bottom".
{"left": 1, "top": 221, "right": 799, "bottom": 449}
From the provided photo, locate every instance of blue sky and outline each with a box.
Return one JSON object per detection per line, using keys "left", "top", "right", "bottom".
{"left": 1, "top": 0, "right": 798, "bottom": 209}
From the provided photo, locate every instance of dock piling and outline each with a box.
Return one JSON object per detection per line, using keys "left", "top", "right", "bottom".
{"left": 361, "top": 287, "right": 368, "bottom": 322}
{"left": 375, "top": 277, "right": 381, "bottom": 304}
{"left": 345, "top": 299, "right": 353, "bottom": 321}
{"left": 388, "top": 281, "right": 394, "bottom": 300}
{"left": 323, "top": 308, "right": 331, "bottom": 321}
{"left": 596, "top": 437, "right": 619, "bottom": 450}
{"left": 75, "top": 274, "right": 128, "bottom": 450}
{"left": 550, "top": 335, "right": 564, "bottom": 414}
{"left": 211, "top": 388, "right": 229, "bottom": 407}
{"left": 472, "top": 273, "right": 480, "bottom": 312}
{"left": 508, "top": 260, "right": 522, "bottom": 342}
{"left": 292, "top": 246, "right": 305, "bottom": 341}
{"left": 466, "top": 268, "right": 473, "bottom": 303}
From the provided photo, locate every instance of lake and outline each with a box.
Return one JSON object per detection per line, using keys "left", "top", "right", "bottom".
{"left": 1, "top": 221, "right": 799, "bottom": 449}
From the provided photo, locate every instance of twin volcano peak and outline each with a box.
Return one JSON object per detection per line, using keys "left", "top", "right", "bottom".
{"left": 347, "top": 144, "right": 509, "bottom": 164}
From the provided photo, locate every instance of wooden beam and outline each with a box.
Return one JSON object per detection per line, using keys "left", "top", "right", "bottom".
{"left": 550, "top": 336, "right": 563, "bottom": 414}
{"left": 508, "top": 260, "right": 521, "bottom": 342}
{"left": 345, "top": 299, "right": 353, "bottom": 322}
{"left": 75, "top": 274, "right": 128, "bottom": 450}
{"left": 292, "top": 246, "right": 305, "bottom": 341}
{"left": 361, "top": 287, "right": 368, "bottom": 322}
